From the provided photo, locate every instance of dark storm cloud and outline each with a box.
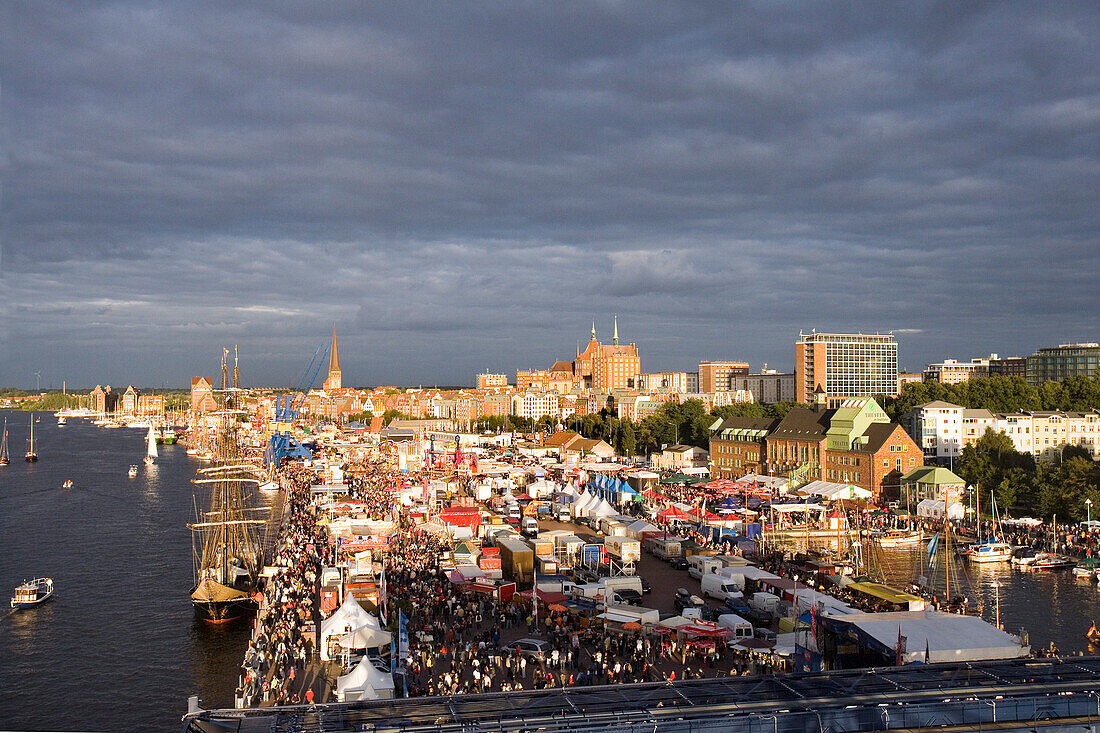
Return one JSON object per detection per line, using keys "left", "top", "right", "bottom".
{"left": 2, "top": 2, "right": 1098, "bottom": 387}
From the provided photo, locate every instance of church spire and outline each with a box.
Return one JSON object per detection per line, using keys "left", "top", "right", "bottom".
{"left": 613, "top": 315, "right": 619, "bottom": 346}
{"left": 324, "top": 326, "right": 342, "bottom": 390}
{"left": 590, "top": 321, "right": 596, "bottom": 341}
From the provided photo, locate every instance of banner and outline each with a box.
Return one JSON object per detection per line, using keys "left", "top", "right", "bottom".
{"left": 398, "top": 610, "right": 409, "bottom": 670}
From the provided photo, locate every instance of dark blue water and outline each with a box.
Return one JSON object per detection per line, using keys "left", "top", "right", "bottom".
{"left": 0, "top": 411, "right": 249, "bottom": 731}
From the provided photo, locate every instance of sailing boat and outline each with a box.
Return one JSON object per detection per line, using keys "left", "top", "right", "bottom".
{"left": 144, "top": 425, "right": 158, "bottom": 465}
{"left": 25, "top": 414, "right": 38, "bottom": 462}
{"left": 0, "top": 418, "right": 9, "bottom": 466}
{"left": 960, "top": 486, "right": 1011, "bottom": 563}
{"left": 188, "top": 415, "right": 264, "bottom": 623}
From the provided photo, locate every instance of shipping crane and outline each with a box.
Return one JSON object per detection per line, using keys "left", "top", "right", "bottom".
{"left": 263, "top": 343, "right": 330, "bottom": 467}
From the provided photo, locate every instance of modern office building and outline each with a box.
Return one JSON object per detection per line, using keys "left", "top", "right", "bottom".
{"left": 795, "top": 331, "right": 899, "bottom": 404}
{"left": 922, "top": 355, "right": 996, "bottom": 384}
{"left": 1025, "top": 343, "right": 1100, "bottom": 386}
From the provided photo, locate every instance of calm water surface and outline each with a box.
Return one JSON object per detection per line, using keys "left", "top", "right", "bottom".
{"left": 0, "top": 411, "right": 250, "bottom": 731}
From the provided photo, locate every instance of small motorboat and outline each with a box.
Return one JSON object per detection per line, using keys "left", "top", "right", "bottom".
{"left": 62, "top": 479, "right": 73, "bottom": 489}
{"left": 1073, "top": 558, "right": 1100, "bottom": 581}
{"left": 1031, "top": 552, "right": 1076, "bottom": 570}
{"left": 11, "top": 577, "right": 54, "bottom": 609}
{"left": 128, "top": 465, "right": 139, "bottom": 478}
{"left": 871, "top": 529, "right": 926, "bottom": 547}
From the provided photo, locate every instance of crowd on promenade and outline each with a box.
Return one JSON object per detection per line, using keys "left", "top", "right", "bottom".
{"left": 236, "top": 465, "right": 331, "bottom": 707}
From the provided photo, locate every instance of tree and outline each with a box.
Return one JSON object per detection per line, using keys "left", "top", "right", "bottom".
{"left": 956, "top": 428, "right": 1036, "bottom": 513}
{"left": 617, "top": 417, "right": 637, "bottom": 458}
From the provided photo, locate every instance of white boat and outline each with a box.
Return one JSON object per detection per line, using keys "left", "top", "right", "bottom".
{"left": 128, "top": 465, "right": 139, "bottom": 478}
{"left": 961, "top": 541, "right": 1012, "bottom": 563}
{"left": 872, "top": 529, "right": 925, "bottom": 547}
{"left": 144, "top": 426, "right": 158, "bottom": 465}
{"left": 57, "top": 416, "right": 66, "bottom": 426}
{"left": 62, "top": 479, "right": 73, "bottom": 489}
{"left": 11, "top": 577, "right": 54, "bottom": 609}
{"left": 25, "top": 414, "right": 38, "bottom": 462}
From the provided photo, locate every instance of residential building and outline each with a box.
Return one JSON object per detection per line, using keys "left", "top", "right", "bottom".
{"left": 476, "top": 373, "right": 509, "bottom": 389}
{"left": 795, "top": 331, "right": 899, "bottom": 404}
{"left": 686, "top": 372, "right": 699, "bottom": 393}
{"left": 637, "top": 372, "right": 690, "bottom": 393}
{"left": 91, "top": 385, "right": 105, "bottom": 413}
{"left": 900, "top": 401, "right": 964, "bottom": 462}
{"left": 922, "top": 355, "right": 996, "bottom": 384}
{"left": 190, "top": 377, "right": 216, "bottom": 414}
{"left": 992, "top": 412, "right": 1034, "bottom": 455}
{"left": 122, "top": 385, "right": 140, "bottom": 415}
{"left": 766, "top": 401, "right": 833, "bottom": 482}
{"left": 1026, "top": 343, "right": 1100, "bottom": 385}
{"left": 988, "top": 357, "right": 1026, "bottom": 379}
{"left": 961, "top": 409, "right": 995, "bottom": 448}
{"left": 652, "top": 445, "right": 710, "bottom": 471}
{"left": 897, "top": 372, "right": 924, "bottom": 392}
{"left": 699, "top": 361, "right": 749, "bottom": 393}
{"left": 709, "top": 417, "right": 778, "bottom": 478}
{"left": 322, "top": 328, "right": 342, "bottom": 391}
{"left": 513, "top": 391, "right": 562, "bottom": 420}
{"left": 732, "top": 370, "right": 796, "bottom": 404}
{"left": 1029, "top": 410, "right": 1100, "bottom": 463}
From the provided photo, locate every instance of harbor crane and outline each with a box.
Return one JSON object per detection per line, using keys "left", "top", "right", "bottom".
{"left": 263, "top": 343, "right": 330, "bottom": 467}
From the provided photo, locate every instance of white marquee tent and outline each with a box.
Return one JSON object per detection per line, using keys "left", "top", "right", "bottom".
{"left": 321, "top": 593, "right": 391, "bottom": 661}
{"left": 336, "top": 656, "right": 395, "bottom": 702}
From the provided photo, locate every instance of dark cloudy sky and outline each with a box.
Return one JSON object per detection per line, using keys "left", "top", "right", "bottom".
{"left": 2, "top": 2, "right": 1097, "bottom": 389}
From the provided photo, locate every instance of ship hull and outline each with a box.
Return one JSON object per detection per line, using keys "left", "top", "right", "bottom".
{"left": 190, "top": 588, "right": 256, "bottom": 624}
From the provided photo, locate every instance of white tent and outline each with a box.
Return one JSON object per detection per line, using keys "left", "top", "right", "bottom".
{"left": 527, "top": 479, "right": 555, "bottom": 498}
{"left": 626, "top": 519, "right": 659, "bottom": 539}
{"left": 336, "top": 657, "right": 395, "bottom": 701}
{"left": 573, "top": 492, "right": 598, "bottom": 517}
{"left": 590, "top": 499, "right": 617, "bottom": 517}
{"left": 796, "top": 480, "right": 872, "bottom": 500}
{"left": 770, "top": 503, "right": 827, "bottom": 513}
{"left": 321, "top": 593, "right": 389, "bottom": 661}
{"left": 916, "top": 499, "right": 965, "bottom": 520}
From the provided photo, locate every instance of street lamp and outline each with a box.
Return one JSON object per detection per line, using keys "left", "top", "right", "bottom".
{"left": 1086, "top": 498, "right": 1093, "bottom": 526}
{"left": 991, "top": 580, "right": 1001, "bottom": 629}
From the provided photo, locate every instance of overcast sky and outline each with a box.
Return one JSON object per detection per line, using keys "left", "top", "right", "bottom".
{"left": 2, "top": 2, "right": 1097, "bottom": 389}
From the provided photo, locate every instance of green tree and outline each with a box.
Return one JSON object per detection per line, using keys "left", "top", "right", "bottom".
{"left": 956, "top": 428, "right": 1036, "bottom": 513}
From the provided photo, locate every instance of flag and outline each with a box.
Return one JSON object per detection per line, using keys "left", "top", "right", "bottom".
{"left": 378, "top": 565, "right": 387, "bottom": 623}
{"left": 896, "top": 625, "right": 906, "bottom": 666}
{"left": 924, "top": 637, "right": 930, "bottom": 664}
{"left": 927, "top": 532, "right": 939, "bottom": 558}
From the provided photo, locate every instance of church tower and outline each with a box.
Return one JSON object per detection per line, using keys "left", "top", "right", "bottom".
{"left": 323, "top": 328, "right": 342, "bottom": 391}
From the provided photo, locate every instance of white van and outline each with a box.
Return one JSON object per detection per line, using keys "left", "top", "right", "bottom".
{"left": 749, "top": 591, "right": 780, "bottom": 614}
{"left": 717, "top": 613, "right": 753, "bottom": 640}
{"left": 521, "top": 516, "right": 539, "bottom": 537}
{"left": 700, "top": 574, "right": 744, "bottom": 603}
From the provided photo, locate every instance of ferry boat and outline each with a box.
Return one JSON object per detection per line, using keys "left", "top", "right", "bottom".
{"left": 11, "top": 577, "right": 54, "bottom": 609}
{"left": 128, "top": 465, "right": 139, "bottom": 478}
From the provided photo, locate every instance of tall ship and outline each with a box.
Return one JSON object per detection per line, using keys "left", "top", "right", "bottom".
{"left": 187, "top": 415, "right": 265, "bottom": 623}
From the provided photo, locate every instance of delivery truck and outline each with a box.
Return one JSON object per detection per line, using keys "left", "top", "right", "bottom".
{"left": 497, "top": 538, "right": 534, "bottom": 585}
{"left": 604, "top": 535, "right": 641, "bottom": 563}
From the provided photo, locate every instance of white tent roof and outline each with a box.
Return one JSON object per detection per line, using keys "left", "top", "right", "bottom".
{"left": 321, "top": 594, "right": 389, "bottom": 659}
{"left": 590, "top": 499, "right": 617, "bottom": 517}
{"left": 339, "top": 624, "right": 392, "bottom": 650}
{"left": 796, "top": 480, "right": 872, "bottom": 500}
{"left": 770, "top": 503, "right": 827, "bottom": 513}
{"left": 832, "top": 610, "right": 1029, "bottom": 664}
{"left": 336, "top": 657, "right": 395, "bottom": 700}
{"left": 655, "top": 615, "right": 695, "bottom": 629}
{"left": 736, "top": 473, "right": 789, "bottom": 489}
{"left": 629, "top": 470, "right": 660, "bottom": 479}
{"left": 627, "top": 520, "right": 659, "bottom": 534}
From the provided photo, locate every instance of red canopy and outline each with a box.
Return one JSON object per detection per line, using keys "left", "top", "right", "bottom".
{"left": 658, "top": 506, "right": 690, "bottom": 521}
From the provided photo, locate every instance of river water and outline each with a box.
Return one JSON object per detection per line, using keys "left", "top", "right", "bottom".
{"left": 0, "top": 411, "right": 249, "bottom": 731}
{"left": 2, "top": 411, "right": 1100, "bottom": 730}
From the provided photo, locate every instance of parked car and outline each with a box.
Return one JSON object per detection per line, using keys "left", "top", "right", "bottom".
{"left": 511, "top": 638, "right": 551, "bottom": 661}
{"left": 613, "top": 589, "right": 643, "bottom": 606}
{"left": 669, "top": 557, "right": 689, "bottom": 571}
{"left": 640, "top": 577, "right": 651, "bottom": 594}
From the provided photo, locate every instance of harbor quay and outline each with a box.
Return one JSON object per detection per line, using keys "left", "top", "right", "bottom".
{"left": 203, "top": 432, "right": 1052, "bottom": 719}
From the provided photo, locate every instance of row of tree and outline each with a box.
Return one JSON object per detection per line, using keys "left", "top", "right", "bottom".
{"left": 878, "top": 375, "right": 1100, "bottom": 421}
{"left": 955, "top": 430, "right": 1100, "bottom": 522}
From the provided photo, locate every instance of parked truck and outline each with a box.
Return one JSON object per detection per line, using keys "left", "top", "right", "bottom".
{"left": 687, "top": 554, "right": 724, "bottom": 580}
{"left": 604, "top": 535, "right": 641, "bottom": 563}
{"left": 645, "top": 536, "right": 682, "bottom": 560}
{"left": 497, "top": 538, "right": 535, "bottom": 585}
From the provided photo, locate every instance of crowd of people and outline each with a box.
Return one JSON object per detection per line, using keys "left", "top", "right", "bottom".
{"left": 236, "top": 465, "right": 331, "bottom": 707}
